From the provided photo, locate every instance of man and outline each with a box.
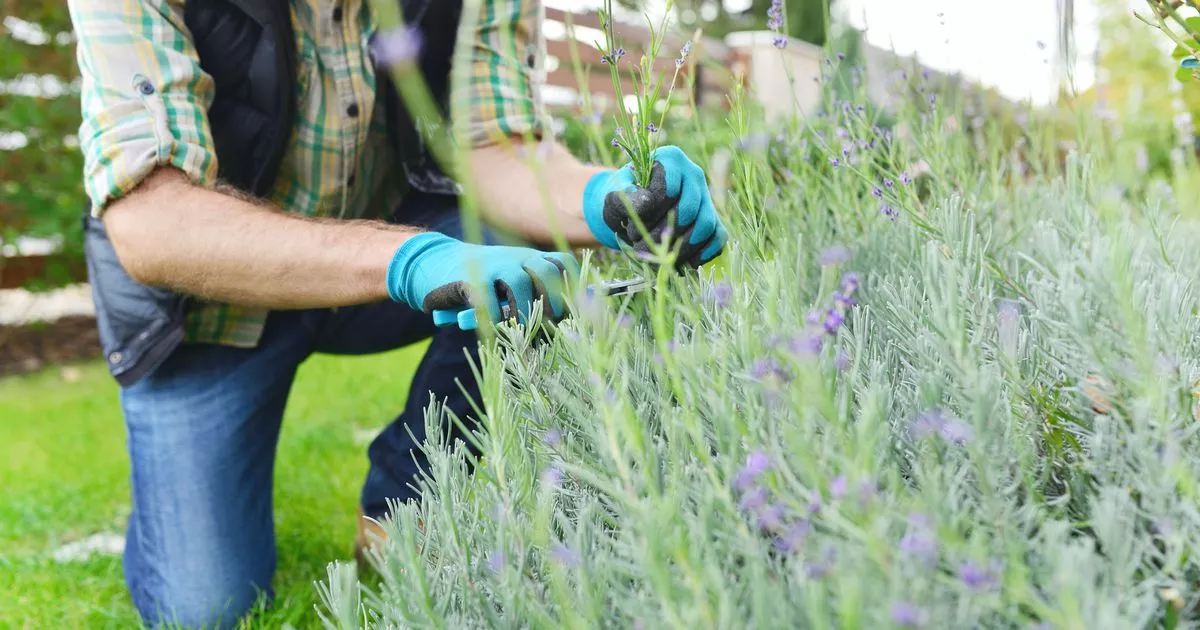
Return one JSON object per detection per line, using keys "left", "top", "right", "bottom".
{"left": 68, "top": 0, "right": 727, "bottom": 627}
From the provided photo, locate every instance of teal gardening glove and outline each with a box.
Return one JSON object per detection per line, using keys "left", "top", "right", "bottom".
{"left": 583, "top": 145, "right": 729, "bottom": 268}
{"left": 387, "top": 232, "right": 580, "bottom": 331}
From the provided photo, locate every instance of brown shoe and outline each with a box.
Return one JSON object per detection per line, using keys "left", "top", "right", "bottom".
{"left": 354, "top": 508, "right": 389, "bottom": 569}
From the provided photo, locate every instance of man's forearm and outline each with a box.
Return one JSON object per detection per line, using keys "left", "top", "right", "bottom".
{"left": 103, "top": 168, "right": 417, "bottom": 309}
{"left": 469, "top": 140, "right": 606, "bottom": 248}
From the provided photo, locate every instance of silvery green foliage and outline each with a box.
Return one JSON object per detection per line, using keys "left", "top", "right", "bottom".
{"left": 320, "top": 73, "right": 1200, "bottom": 629}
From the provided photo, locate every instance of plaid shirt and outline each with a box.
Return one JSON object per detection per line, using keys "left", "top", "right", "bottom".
{"left": 70, "top": 0, "right": 546, "bottom": 347}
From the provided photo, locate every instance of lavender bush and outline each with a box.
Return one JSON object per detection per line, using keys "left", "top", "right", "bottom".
{"left": 321, "top": 10, "right": 1200, "bottom": 630}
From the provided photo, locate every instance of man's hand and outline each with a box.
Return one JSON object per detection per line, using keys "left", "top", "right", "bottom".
{"left": 385, "top": 232, "right": 580, "bottom": 328}
{"left": 583, "top": 145, "right": 729, "bottom": 268}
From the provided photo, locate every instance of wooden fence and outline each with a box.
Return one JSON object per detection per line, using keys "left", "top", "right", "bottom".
{"left": 2, "top": 8, "right": 746, "bottom": 291}
{"left": 541, "top": 8, "right": 743, "bottom": 113}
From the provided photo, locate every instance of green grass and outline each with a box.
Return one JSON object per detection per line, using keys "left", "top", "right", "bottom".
{"left": 0, "top": 344, "right": 427, "bottom": 629}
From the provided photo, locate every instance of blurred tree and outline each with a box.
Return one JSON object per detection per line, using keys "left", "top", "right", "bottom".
{"left": 1, "top": 3, "right": 85, "bottom": 288}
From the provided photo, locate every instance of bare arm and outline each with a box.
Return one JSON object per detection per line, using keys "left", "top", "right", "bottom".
{"left": 469, "top": 139, "right": 606, "bottom": 248}
{"left": 104, "top": 168, "right": 419, "bottom": 309}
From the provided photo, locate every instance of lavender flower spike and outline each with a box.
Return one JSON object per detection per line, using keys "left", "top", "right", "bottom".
{"left": 486, "top": 550, "right": 506, "bottom": 574}
{"left": 830, "top": 474, "right": 848, "bottom": 499}
{"left": 550, "top": 542, "right": 581, "bottom": 569}
{"left": 940, "top": 420, "right": 974, "bottom": 445}
{"left": 819, "top": 245, "right": 851, "bottom": 266}
{"left": 733, "top": 450, "right": 771, "bottom": 490}
{"left": 677, "top": 40, "right": 693, "bottom": 67}
{"left": 889, "top": 602, "right": 923, "bottom": 627}
{"left": 958, "top": 560, "right": 1000, "bottom": 590}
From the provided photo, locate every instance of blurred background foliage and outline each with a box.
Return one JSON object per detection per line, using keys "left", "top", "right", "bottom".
{"left": 1, "top": 2, "right": 84, "bottom": 289}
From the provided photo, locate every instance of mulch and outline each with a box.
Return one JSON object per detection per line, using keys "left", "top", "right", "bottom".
{"left": 0, "top": 316, "right": 102, "bottom": 377}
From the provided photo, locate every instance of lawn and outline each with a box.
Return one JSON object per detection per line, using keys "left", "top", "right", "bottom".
{"left": 0, "top": 344, "right": 427, "bottom": 629}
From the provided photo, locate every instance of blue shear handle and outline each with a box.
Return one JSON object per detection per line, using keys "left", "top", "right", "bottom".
{"left": 433, "top": 307, "right": 481, "bottom": 330}
{"left": 432, "top": 286, "right": 605, "bottom": 331}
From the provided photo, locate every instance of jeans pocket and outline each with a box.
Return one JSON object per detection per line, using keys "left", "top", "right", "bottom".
{"left": 83, "top": 214, "right": 188, "bottom": 385}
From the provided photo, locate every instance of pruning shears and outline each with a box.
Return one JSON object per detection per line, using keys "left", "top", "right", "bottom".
{"left": 432, "top": 276, "right": 651, "bottom": 331}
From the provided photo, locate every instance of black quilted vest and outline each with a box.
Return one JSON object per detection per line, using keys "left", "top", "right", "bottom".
{"left": 84, "top": 0, "right": 462, "bottom": 386}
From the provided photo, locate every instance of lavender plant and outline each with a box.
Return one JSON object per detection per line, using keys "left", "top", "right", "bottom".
{"left": 596, "top": 0, "right": 693, "bottom": 188}
{"left": 319, "top": 9, "right": 1200, "bottom": 630}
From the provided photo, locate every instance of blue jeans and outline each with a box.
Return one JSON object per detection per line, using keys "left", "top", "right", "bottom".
{"left": 119, "top": 193, "right": 489, "bottom": 628}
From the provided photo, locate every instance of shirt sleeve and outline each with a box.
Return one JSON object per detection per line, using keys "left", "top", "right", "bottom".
{"left": 68, "top": 0, "right": 219, "bottom": 216}
{"left": 463, "top": 0, "right": 546, "bottom": 147}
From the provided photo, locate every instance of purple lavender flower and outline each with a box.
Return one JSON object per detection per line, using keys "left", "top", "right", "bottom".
{"left": 738, "top": 486, "right": 769, "bottom": 511}
{"left": 856, "top": 104, "right": 866, "bottom": 113}
{"left": 828, "top": 156, "right": 841, "bottom": 167}
{"left": 486, "top": 550, "right": 506, "bottom": 574}
{"left": 541, "top": 464, "right": 563, "bottom": 488}
{"left": 788, "top": 334, "right": 824, "bottom": 357}
{"left": 836, "top": 52, "right": 846, "bottom": 61}
{"left": 767, "top": 0, "right": 784, "bottom": 29}
{"left": 900, "top": 513, "right": 939, "bottom": 565}
{"left": 774, "top": 519, "right": 811, "bottom": 553}
{"left": 806, "top": 310, "right": 823, "bottom": 327}
{"left": 542, "top": 429, "right": 562, "bottom": 447}
{"left": 834, "top": 349, "right": 850, "bottom": 371}
{"left": 901, "top": 172, "right": 912, "bottom": 185}
{"left": 676, "top": 40, "right": 693, "bottom": 67}
{"left": 940, "top": 420, "right": 974, "bottom": 445}
{"left": 807, "top": 492, "right": 822, "bottom": 515}
{"left": 646, "top": 122, "right": 659, "bottom": 133}
{"left": 733, "top": 450, "right": 772, "bottom": 491}
{"left": 822, "top": 309, "right": 845, "bottom": 335}
{"left": 890, "top": 602, "right": 923, "bottom": 627}
{"left": 804, "top": 546, "right": 836, "bottom": 578}
{"left": 706, "top": 281, "right": 733, "bottom": 308}
{"left": 840, "top": 272, "right": 860, "bottom": 296}
{"left": 372, "top": 26, "right": 424, "bottom": 67}
{"left": 872, "top": 186, "right": 884, "bottom": 198}
{"left": 750, "top": 357, "right": 792, "bottom": 384}
{"left": 772, "top": 36, "right": 787, "bottom": 49}
{"left": 615, "top": 47, "right": 626, "bottom": 60}
{"left": 830, "top": 475, "right": 848, "bottom": 499}
{"left": 833, "top": 291, "right": 856, "bottom": 310}
{"left": 884, "top": 177, "right": 895, "bottom": 188}
{"left": 881, "top": 205, "right": 898, "bottom": 220}
{"left": 857, "top": 477, "right": 877, "bottom": 506}
{"left": 756, "top": 502, "right": 787, "bottom": 532}
{"left": 819, "top": 245, "right": 851, "bottom": 266}
{"left": 910, "top": 409, "right": 946, "bottom": 440}
{"left": 958, "top": 560, "right": 1001, "bottom": 590}
{"left": 611, "top": 137, "right": 620, "bottom": 148}
{"left": 841, "top": 143, "right": 853, "bottom": 157}
{"left": 550, "top": 542, "right": 581, "bottom": 569}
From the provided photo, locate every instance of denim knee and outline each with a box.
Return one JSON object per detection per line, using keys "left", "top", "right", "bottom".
{"left": 124, "top": 514, "right": 275, "bottom": 629}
